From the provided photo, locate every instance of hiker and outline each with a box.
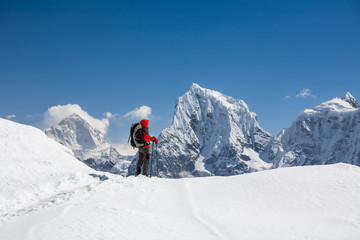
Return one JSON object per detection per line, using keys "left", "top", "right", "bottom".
{"left": 136, "top": 119, "right": 158, "bottom": 176}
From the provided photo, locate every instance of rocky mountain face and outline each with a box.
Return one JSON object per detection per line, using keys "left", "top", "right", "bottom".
{"left": 45, "top": 114, "right": 130, "bottom": 175}
{"left": 128, "top": 83, "right": 272, "bottom": 178}
{"left": 261, "top": 92, "right": 360, "bottom": 168}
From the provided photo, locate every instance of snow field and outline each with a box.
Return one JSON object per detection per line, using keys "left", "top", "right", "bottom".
{"left": 1, "top": 163, "right": 360, "bottom": 240}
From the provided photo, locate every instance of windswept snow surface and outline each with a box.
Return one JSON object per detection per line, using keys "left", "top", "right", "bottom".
{"left": 1, "top": 163, "right": 360, "bottom": 240}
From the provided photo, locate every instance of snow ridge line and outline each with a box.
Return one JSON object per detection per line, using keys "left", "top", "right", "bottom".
{"left": 182, "top": 180, "right": 229, "bottom": 240}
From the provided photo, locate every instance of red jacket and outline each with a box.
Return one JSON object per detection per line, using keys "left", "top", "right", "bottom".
{"left": 140, "top": 119, "right": 156, "bottom": 148}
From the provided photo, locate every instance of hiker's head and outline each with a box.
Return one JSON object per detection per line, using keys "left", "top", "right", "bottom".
{"left": 140, "top": 119, "right": 149, "bottom": 128}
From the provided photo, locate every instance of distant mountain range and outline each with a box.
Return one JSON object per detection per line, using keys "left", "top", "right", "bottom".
{"left": 44, "top": 84, "right": 360, "bottom": 178}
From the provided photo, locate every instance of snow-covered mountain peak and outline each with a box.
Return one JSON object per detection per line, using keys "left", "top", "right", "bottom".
{"left": 62, "top": 113, "right": 84, "bottom": 122}
{"left": 341, "top": 91, "right": 360, "bottom": 108}
{"left": 45, "top": 114, "right": 130, "bottom": 175}
{"left": 46, "top": 114, "right": 109, "bottom": 150}
{"left": 303, "top": 94, "right": 359, "bottom": 116}
{"left": 261, "top": 93, "right": 360, "bottom": 168}
{"left": 188, "top": 82, "right": 202, "bottom": 91}
{"left": 58, "top": 113, "right": 99, "bottom": 134}
{"left": 185, "top": 83, "right": 249, "bottom": 112}
{"left": 153, "top": 84, "right": 272, "bottom": 177}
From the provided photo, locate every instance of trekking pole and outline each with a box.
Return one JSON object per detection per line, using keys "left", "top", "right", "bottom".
{"left": 150, "top": 143, "right": 154, "bottom": 177}
{"left": 156, "top": 143, "right": 159, "bottom": 177}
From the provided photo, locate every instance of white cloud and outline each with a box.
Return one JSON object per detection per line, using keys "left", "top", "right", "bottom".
{"left": 41, "top": 104, "right": 110, "bottom": 134}
{"left": 5, "top": 114, "right": 16, "bottom": 119}
{"left": 296, "top": 88, "right": 316, "bottom": 98}
{"left": 114, "top": 142, "right": 138, "bottom": 156}
{"left": 104, "top": 112, "right": 114, "bottom": 118}
{"left": 284, "top": 95, "right": 291, "bottom": 100}
{"left": 124, "top": 106, "right": 152, "bottom": 119}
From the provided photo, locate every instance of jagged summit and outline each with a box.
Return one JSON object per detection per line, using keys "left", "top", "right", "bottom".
{"left": 341, "top": 91, "right": 360, "bottom": 108}
{"left": 187, "top": 83, "right": 214, "bottom": 96}
{"left": 342, "top": 91, "right": 355, "bottom": 101}
{"left": 302, "top": 93, "right": 359, "bottom": 115}
{"left": 189, "top": 82, "right": 202, "bottom": 91}
{"left": 58, "top": 113, "right": 86, "bottom": 126}
{"left": 186, "top": 83, "right": 244, "bottom": 106}
{"left": 62, "top": 113, "right": 83, "bottom": 121}
{"left": 150, "top": 84, "right": 272, "bottom": 177}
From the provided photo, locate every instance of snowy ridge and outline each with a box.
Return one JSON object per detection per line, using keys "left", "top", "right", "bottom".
{"left": 261, "top": 92, "right": 360, "bottom": 167}
{"left": 0, "top": 118, "right": 97, "bottom": 217}
{"left": 149, "top": 83, "right": 272, "bottom": 177}
{"left": 45, "top": 114, "right": 130, "bottom": 175}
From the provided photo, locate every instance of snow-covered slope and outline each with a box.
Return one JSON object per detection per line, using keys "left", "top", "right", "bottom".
{"left": 1, "top": 163, "right": 359, "bottom": 240}
{"left": 261, "top": 92, "right": 360, "bottom": 167}
{"left": 45, "top": 114, "right": 130, "bottom": 175}
{"left": 136, "top": 83, "right": 272, "bottom": 177}
{"left": 0, "top": 118, "right": 97, "bottom": 217}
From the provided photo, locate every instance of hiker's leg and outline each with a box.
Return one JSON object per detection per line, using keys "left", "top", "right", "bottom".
{"left": 136, "top": 149, "right": 144, "bottom": 176}
{"left": 142, "top": 148, "right": 150, "bottom": 176}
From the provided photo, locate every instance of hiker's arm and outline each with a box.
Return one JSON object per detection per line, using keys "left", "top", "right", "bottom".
{"left": 142, "top": 131, "right": 156, "bottom": 141}
{"left": 143, "top": 135, "right": 156, "bottom": 142}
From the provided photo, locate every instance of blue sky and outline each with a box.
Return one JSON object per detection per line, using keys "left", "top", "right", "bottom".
{"left": 1, "top": 0, "right": 359, "bottom": 154}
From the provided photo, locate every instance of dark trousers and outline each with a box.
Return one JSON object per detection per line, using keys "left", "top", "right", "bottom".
{"left": 136, "top": 147, "right": 150, "bottom": 176}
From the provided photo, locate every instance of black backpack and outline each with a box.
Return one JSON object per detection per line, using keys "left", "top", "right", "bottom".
{"left": 129, "top": 122, "right": 145, "bottom": 148}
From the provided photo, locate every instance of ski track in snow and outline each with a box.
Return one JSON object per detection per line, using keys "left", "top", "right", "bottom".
{"left": 0, "top": 181, "right": 101, "bottom": 232}
{"left": 182, "top": 179, "right": 229, "bottom": 240}
{"left": 0, "top": 183, "right": 94, "bottom": 224}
